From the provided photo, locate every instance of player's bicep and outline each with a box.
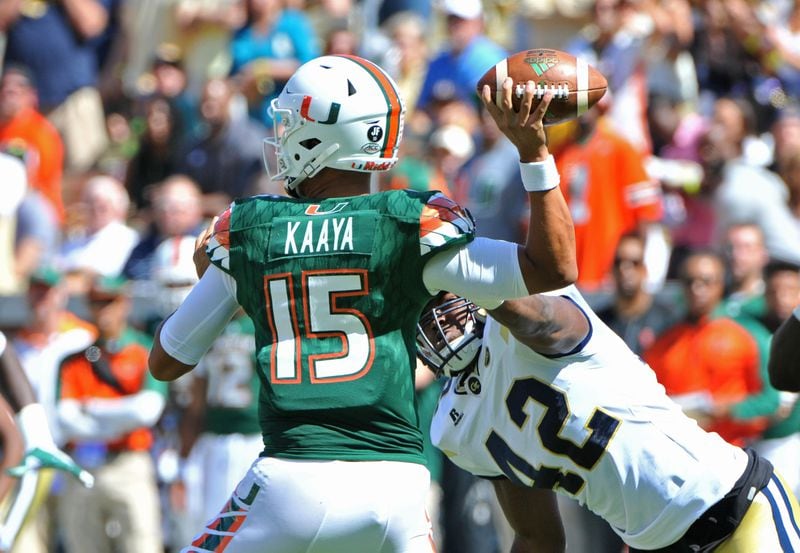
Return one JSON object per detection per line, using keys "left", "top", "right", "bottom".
{"left": 422, "top": 238, "right": 527, "bottom": 309}
{"left": 492, "top": 479, "right": 565, "bottom": 552}
{"left": 157, "top": 265, "right": 240, "bottom": 367}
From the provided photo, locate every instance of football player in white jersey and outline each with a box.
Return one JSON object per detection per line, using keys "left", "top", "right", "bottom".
{"left": 419, "top": 289, "right": 800, "bottom": 552}
{"left": 0, "top": 331, "right": 93, "bottom": 550}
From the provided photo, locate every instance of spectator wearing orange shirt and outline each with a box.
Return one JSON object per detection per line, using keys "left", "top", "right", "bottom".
{"left": 56, "top": 276, "right": 166, "bottom": 553}
{"left": 554, "top": 110, "right": 664, "bottom": 291}
{"left": 643, "top": 250, "right": 770, "bottom": 446}
{"left": 0, "top": 66, "right": 64, "bottom": 224}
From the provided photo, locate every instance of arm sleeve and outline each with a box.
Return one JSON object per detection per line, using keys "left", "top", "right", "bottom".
{"left": 422, "top": 237, "right": 528, "bottom": 310}
{"left": 159, "top": 265, "right": 240, "bottom": 365}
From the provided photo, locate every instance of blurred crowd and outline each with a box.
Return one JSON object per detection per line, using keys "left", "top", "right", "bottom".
{"left": 1, "top": 0, "right": 800, "bottom": 551}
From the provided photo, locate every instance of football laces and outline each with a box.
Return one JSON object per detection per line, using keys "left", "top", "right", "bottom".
{"left": 514, "top": 83, "right": 570, "bottom": 100}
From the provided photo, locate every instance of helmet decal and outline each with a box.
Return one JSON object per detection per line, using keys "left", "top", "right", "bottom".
{"left": 300, "top": 95, "right": 341, "bottom": 125}
{"left": 340, "top": 55, "right": 403, "bottom": 159}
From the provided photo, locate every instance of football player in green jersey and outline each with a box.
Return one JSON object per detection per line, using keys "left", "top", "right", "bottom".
{"left": 149, "top": 54, "right": 577, "bottom": 553}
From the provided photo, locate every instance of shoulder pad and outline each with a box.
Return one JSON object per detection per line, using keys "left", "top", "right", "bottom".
{"left": 419, "top": 193, "right": 475, "bottom": 256}
{"left": 207, "top": 205, "right": 233, "bottom": 273}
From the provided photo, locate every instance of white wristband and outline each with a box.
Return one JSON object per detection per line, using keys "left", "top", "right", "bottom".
{"left": 15, "top": 402, "right": 56, "bottom": 450}
{"left": 793, "top": 305, "right": 800, "bottom": 322}
{"left": 520, "top": 155, "right": 560, "bottom": 192}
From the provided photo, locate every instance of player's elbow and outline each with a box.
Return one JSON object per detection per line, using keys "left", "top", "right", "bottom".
{"left": 543, "top": 258, "right": 578, "bottom": 290}
{"left": 555, "top": 260, "right": 578, "bottom": 288}
{"left": 148, "top": 346, "right": 192, "bottom": 382}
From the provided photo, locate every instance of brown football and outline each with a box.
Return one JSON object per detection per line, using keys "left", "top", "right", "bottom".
{"left": 476, "top": 48, "right": 608, "bottom": 125}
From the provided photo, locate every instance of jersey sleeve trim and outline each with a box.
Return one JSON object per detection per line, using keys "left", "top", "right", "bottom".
{"left": 207, "top": 204, "right": 233, "bottom": 274}
{"left": 534, "top": 295, "right": 593, "bottom": 359}
{"left": 419, "top": 193, "right": 475, "bottom": 257}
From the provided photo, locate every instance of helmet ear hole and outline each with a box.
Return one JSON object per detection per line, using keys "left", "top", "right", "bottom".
{"left": 300, "top": 138, "right": 321, "bottom": 150}
{"left": 294, "top": 154, "right": 301, "bottom": 160}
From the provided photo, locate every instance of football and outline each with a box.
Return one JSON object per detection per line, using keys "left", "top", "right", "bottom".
{"left": 476, "top": 48, "right": 608, "bottom": 125}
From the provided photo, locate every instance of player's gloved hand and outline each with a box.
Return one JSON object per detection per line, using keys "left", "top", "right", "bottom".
{"left": 7, "top": 446, "right": 94, "bottom": 488}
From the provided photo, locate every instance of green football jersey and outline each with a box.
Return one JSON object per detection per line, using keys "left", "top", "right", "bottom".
{"left": 206, "top": 190, "right": 474, "bottom": 464}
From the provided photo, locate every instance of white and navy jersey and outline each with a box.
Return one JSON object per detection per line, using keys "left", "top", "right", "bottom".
{"left": 431, "top": 286, "right": 749, "bottom": 550}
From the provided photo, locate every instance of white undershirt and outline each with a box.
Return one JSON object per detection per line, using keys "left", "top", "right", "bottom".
{"left": 159, "top": 238, "right": 526, "bottom": 365}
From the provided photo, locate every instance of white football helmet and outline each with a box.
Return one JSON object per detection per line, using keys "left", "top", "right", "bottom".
{"left": 264, "top": 55, "right": 405, "bottom": 195}
{"left": 416, "top": 295, "right": 486, "bottom": 378}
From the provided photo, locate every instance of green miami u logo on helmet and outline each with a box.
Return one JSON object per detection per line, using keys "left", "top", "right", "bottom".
{"left": 300, "top": 95, "right": 341, "bottom": 125}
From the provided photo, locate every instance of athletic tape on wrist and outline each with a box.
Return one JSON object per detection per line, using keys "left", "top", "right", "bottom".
{"left": 520, "top": 155, "right": 559, "bottom": 192}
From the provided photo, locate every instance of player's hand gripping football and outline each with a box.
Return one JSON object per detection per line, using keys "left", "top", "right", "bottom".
{"left": 8, "top": 445, "right": 94, "bottom": 488}
{"left": 480, "top": 78, "right": 553, "bottom": 164}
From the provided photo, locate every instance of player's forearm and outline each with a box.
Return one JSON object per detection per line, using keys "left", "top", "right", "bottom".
{"left": 149, "top": 325, "right": 196, "bottom": 382}
{"left": 519, "top": 159, "right": 578, "bottom": 294}
{"left": 769, "top": 312, "right": 800, "bottom": 391}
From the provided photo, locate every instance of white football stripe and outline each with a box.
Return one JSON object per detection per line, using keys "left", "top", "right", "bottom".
{"left": 495, "top": 59, "right": 508, "bottom": 108}
{"left": 577, "top": 57, "right": 589, "bottom": 115}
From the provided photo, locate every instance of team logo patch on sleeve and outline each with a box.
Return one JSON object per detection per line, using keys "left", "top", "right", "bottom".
{"left": 419, "top": 194, "right": 475, "bottom": 255}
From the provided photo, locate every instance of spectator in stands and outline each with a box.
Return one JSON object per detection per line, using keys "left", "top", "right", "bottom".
{"left": 1, "top": 0, "right": 110, "bottom": 172}
{"left": 149, "top": 44, "right": 199, "bottom": 142}
{"left": 554, "top": 107, "right": 664, "bottom": 292}
{"left": 700, "top": 97, "right": 800, "bottom": 266}
{"left": 56, "top": 276, "right": 165, "bottom": 553}
{"left": 171, "top": 0, "right": 246, "bottom": 97}
{"left": 752, "top": 260, "right": 800, "bottom": 500}
{"left": 11, "top": 267, "right": 97, "bottom": 553}
{"left": 721, "top": 222, "right": 769, "bottom": 319}
{"left": 783, "top": 150, "right": 800, "bottom": 218}
{"left": 772, "top": 107, "right": 800, "bottom": 176}
{"left": 415, "top": 0, "right": 505, "bottom": 115}
{"left": 0, "top": 66, "right": 65, "bottom": 224}
{"left": 125, "top": 95, "right": 184, "bottom": 212}
{"left": 381, "top": 11, "right": 428, "bottom": 119}
{"left": 567, "top": 0, "right": 652, "bottom": 153}
{"left": 597, "top": 232, "right": 681, "bottom": 356}
{"left": 177, "top": 78, "right": 267, "bottom": 216}
{"left": 643, "top": 250, "right": 772, "bottom": 447}
{"left": 94, "top": 108, "right": 139, "bottom": 183}
{"left": 123, "top": 175, "right": 204, "bottom": 281}
{"left": 457, "top": 106, "right": 527, "bottom": 243}
{"left": 229, "top": 0, "right": 320, "bottom": 126}
{"left": 690, "top": 0, "right": 757, "bottom": 103}
{"left": 323, "top": 25, "right": 359, "bottom": 57}
{"left": 383, "top": 123, "right": 473, "bottom": 199}
{"left": 57, "top": 175, "right": 139, "bottom": 294}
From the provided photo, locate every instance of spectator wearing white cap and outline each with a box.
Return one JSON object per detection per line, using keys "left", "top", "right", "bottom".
{"left": 416, "top": 0, "right": 506, "bottom": 115}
